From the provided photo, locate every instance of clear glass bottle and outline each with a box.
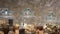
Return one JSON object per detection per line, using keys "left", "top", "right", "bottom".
{"left": 44, "top": 11, "right": 57, "bottom": 34}
{"left": 19, "top": 8, "right": 35, "bottom": 26}
{"left": 19, "top": 8, "right": 36, "bottom": 34}
{"left": 45, "top": 11, "right": 57, "bottom": 24}
{"left": 0, "top": 8, "right": 15, "bottom": 26}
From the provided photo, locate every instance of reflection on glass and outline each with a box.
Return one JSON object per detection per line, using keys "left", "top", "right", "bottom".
{"left": 21, "top": 8, "right": 34, "bottom": 18}
{"left": 0, "top": 8, "right": 14, "bottom": 19}
{"left": 19, "top": 8, "right": 35, "bottom": 29}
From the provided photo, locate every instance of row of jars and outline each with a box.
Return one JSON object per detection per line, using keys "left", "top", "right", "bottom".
{"left": 0, "top": 8, "right": 59, "bottom": 28}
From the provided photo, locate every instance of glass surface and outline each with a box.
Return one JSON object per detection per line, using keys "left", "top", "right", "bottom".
{"left": 45, "top": 11, "right": 57, "bottom": 24}
{"left": 21, "top": 8, "right": 35, "bottom": 18}
{"left": 0, "top": 8, "right": 14, "bottom": 19}
{"left": 19, "top": 8, "right": 36, "bottom": 29}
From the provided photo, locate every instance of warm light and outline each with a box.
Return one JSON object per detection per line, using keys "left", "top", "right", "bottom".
{"left": 43, "top": 24, "right": 47, "bottom": 29}
{"left": 20, "top": 23, "right": 27, "bottom": 29}
{"left": 15, "top": 24, "right": 19, "bottom": 27}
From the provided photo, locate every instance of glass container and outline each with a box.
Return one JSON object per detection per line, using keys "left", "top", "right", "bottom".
{"left": 19, "top": 8, "right": 36, "bottom": 29}
{"left": 0, "top": 8, "right": 15, "bottom": 26}
{"left": 44, "top": 11, "right": 57, "bottom": 24}
{"left": 0, "top": 8, "right": 14, "bottom": 19}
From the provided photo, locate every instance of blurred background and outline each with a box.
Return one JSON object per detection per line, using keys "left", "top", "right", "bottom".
{"left": 0, "top": 0, "right": 60, "bottom": 34}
